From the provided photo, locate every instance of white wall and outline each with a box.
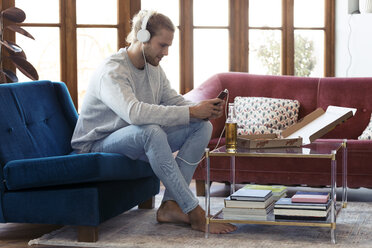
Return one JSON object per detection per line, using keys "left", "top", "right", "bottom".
{"left": 336, "top": 0, "right": 372, "bottom": 77}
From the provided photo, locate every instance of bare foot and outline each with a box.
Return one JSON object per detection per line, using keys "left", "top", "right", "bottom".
{"left": 188, "top": 205, "right": 237, "bottom": 234}
{"left": 156, "top": 200, "right": 190, "bottom": 224}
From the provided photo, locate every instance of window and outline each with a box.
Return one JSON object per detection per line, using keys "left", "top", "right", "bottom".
{"left": 76, "top": 0, "right": 118, "bottom": 109}
{"left": 248, "top": 0, "right": 334, "bottom": 77}
{"left": 142, "top": 0, "right": 230, "bottom": 93}
{"left": 293, "top": 0, "right": 325, "bottom": 77}
{"left": 248, "top": 0, "right": 282, "bottom": 75}
{"left": 14, "top": 0, "right": 60, "bottom": 82}
{"left": 141, "top": 0, "right": 334, "bottom": 94}
{"left": 193, "top": 0, "right": 229, "bottom": 88}
{"left": 7, "top": 0, "right": 140, "bottom": 110}
{"left": 2, "top": 0, "right": 334, "bottom": 108}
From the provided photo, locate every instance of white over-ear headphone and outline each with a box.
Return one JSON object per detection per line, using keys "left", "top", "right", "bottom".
{"left": 137, "top": 12, "right": 152, "bottom": 43}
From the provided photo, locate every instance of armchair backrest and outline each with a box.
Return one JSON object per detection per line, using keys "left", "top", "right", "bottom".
{"left": 0, "top": 81, "right": 78, "bottom": 166}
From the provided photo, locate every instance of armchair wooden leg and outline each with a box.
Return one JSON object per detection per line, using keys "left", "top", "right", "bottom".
{"left": 195, "top": 180, "right": 206, "bottom": 196}
{"left": 78, "top": 226, "right": 98, "bottom": 242}
{"left": 138, "top": 196, "right": 155, "bottom": 209}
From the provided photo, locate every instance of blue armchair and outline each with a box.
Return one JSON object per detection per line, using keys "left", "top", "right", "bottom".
{"left": 0, "top": 81, "right": 159, "bottom": 242}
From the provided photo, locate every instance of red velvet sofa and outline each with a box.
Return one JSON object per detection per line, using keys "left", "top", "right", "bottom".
{"left": 184, "top": 73, "right": 372, "bottom": 195}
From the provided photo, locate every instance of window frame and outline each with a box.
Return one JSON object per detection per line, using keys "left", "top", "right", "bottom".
{"left": 59, "top": 0, "right": 140, "bottom": 108}
{"left": 178, "top": 0, "right": 334, "bottom": 93}
{"left": 279, "top": 0, "right": 335, "bottom": 76}
{"left": 2, "top": 0, "right": 140, "bottom": 108}
{"left": 1, "top": 0, "right": 334, "bottom": 107}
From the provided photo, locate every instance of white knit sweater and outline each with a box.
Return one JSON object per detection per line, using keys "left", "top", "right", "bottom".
{"left": 71, "top": 48, "right": 193, "bottom": 153}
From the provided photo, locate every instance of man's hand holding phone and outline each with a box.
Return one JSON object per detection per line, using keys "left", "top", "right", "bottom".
{"left": 210, "top": 89, "right": 228, "bottom": 118}
{"left": 189, "top": 89, "right": 228, "bottom": 120}
{"left": 214, "top": 89, "right": 228, "bottom": 105}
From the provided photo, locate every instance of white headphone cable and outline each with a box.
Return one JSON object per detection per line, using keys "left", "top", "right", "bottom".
{"left": 142, "top": 45, "right": 149, "bottom": 77}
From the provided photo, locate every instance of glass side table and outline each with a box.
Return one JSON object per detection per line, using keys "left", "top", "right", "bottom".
{"left": 204, "top": 140, "right": 347, "bottom": 244}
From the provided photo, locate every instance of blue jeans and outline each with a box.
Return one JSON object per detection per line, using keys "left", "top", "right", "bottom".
{"left": 91, "top": 121, "right": 213, "bottom": 214}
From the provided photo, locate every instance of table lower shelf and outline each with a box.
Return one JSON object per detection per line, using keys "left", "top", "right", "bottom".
{"left": 209, "top": 204, "right": 342, "bottom": 228}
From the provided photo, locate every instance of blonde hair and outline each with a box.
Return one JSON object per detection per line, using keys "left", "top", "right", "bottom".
{"left": 126, "top": 10, "right": 175, "bottom": 44}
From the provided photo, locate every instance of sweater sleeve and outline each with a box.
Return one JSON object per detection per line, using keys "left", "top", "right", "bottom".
{"left": 98, "top": 61, "right": 190, "bottom": 126}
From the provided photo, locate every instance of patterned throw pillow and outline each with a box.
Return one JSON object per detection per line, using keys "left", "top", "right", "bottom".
{"left": 358, "top": 114, "right": 372, "bottom": 140}
{"left": 234, "top": 96, "right": 300, "bottom": 135}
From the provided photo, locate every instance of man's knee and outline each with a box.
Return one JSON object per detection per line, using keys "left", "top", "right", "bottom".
{"left": 139, "top": 124, "right": 167, "bottom": 140}
{"left": 195, "top": 121, "right": 213, "bottom": 138}
{"left": 204, "top": 121, "right": 213, "bottom": 135}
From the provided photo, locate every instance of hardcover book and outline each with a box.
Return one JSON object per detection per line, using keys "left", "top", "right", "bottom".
{"left": 230, "top": 188, "right": 272, "bottom": 201}
{"left": 275, "top": 214, "right": 329, "bottom": 221}
{"left": 224, "top": 195, "right": 275, "bottom": 209}
{"left": 223, "top": 202, "right": 275, "bottom": 216}
{"left": 222, "top": 213, "right": 272, "bottom": 221}
{"left": 291, "top": 191, "right": 330, "bottom": 204}
{"left": 274, "top": 206, "right": 331, "bottom": 217}
{"left": 242, "top": 184, "right": 287, "bottom": 200}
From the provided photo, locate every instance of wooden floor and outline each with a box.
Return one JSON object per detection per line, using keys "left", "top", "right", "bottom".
{"left": 0, "top": 181, "right": 371, "bottom": 248}
{"left": 0, "top": 223, "right": 62, "bottom": 248}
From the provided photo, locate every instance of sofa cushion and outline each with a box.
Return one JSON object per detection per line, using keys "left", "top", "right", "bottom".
{"left": 3, "top": 177, "right": 159, "bottom": 226}
{"left": 359, "top": 114, "right": 372, "bottom": 140}
{"left": 234, "top": 96, "right": 300, "bottom": 135}
{"left": 0, "top": 81, "right": 78, "bottom": 165}
{"left": 3, "top": 152, "right": 155, "bottom": 190}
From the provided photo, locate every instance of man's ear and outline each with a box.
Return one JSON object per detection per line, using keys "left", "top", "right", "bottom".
{"left": 143, "top": 37, "right": 152, "bottom": 44}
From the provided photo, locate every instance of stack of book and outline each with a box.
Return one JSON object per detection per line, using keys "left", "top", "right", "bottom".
{"left": 222, "top": 186, "right": 277, "bottom": 220}
{"left": 274, "top": 191, "right": 331, "bottom": 221}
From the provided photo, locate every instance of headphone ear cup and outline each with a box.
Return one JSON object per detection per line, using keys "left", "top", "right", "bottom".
{"left": 137, "top": 29, "right": 151, "bottom": 43}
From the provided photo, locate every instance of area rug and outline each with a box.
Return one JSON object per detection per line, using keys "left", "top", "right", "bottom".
{"left": 28, "top": 196, "right": 372, "bottom": 248}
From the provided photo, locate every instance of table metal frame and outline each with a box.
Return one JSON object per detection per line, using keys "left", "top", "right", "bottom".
{"left": 204, "top": 140, "right": 347, "bottom": 244}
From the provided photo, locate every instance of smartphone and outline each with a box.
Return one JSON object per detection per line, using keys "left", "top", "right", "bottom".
{"left": 215, "top": 89, "right": 228, "bottom": 105}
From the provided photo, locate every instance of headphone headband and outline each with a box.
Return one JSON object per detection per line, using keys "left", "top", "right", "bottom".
{"left": 141, "top": 13, "right": 151, "bottom": 31}
{"left": 137, "top": 11, "right": 153, "bottom": 43}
